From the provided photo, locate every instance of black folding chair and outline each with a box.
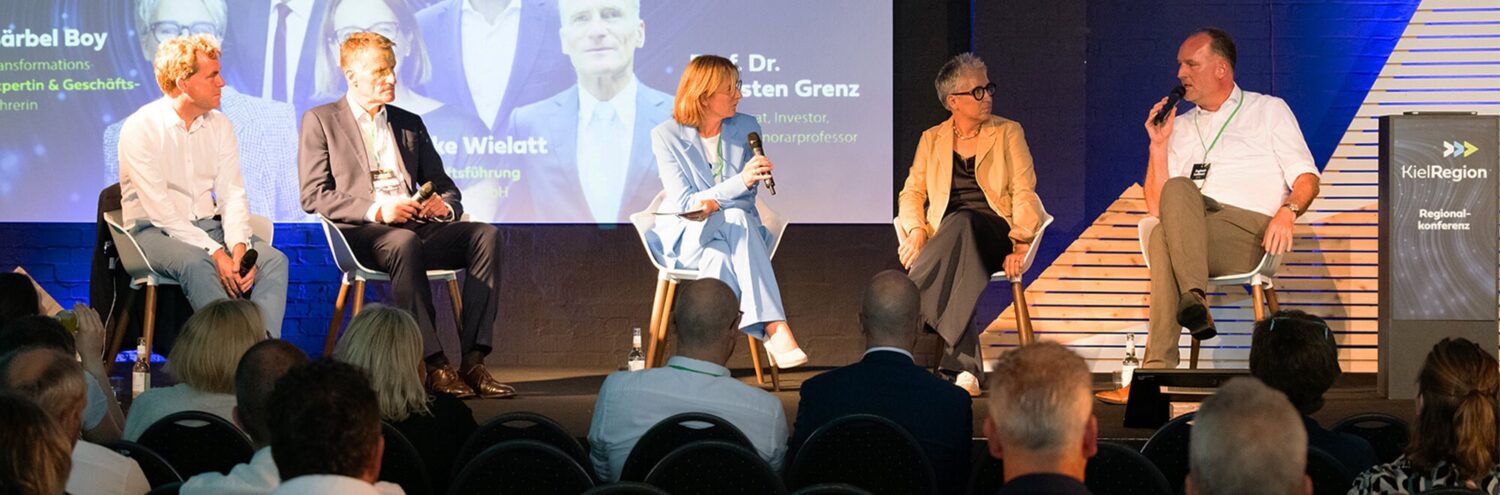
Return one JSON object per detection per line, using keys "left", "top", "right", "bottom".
{"left": 965, "top": 454, "right": 1004, "bottom": 495}
{"left": 449, "top": 439, "right": 594, "bottom": 495}
{"left": 791, "top": 483, "right": 877, "bottom": 495}
{"left": 1307, "top": 447, "right": 1354, "bottom": 495}
{"left": 451, "top": 411, "right": 589, "bottom": 479}
{"left": 1139, "top": 412, "right": 1195, "bottom": 495}
{"left": 785, "top": 414, "right": 937, "bottom": 495}
{"left": 619, "top": 412, "right": 753, "bottom": 481}
{"left": 136, "top": 411, "right": 255, "bottom": 478}
{"left": 644, "top": 440, "right": 787, "bottom": 495}
{"left": 1085, "top": 441, "right": 1173, "bottom": 495}
{"left": 145, "top": 481, "right": 182, "bottom": 495}
{"left": 580, "top": 481, "right": 672, "bottom": 495}
{"left": 1331, "top": 413, "right": 1410, "bottom": 464}
{"left": 101, "top": 440, "right": 183, "bottom": 488}
{"left": 378, "top": 422, "right": 432, "bottom": 495}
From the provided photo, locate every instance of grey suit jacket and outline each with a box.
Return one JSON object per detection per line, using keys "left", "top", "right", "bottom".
{"left": 505, "top": 83, "right": 674, "bottom": 222}
{"left": 298, "top": 98, "right": 462, "bottom": 227}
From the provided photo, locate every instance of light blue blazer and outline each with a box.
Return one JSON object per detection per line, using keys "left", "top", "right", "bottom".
{"left": 649, "top": 113, "right": 767, "bottom": 261}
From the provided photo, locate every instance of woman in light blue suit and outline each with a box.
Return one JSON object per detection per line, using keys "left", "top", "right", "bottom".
{"left": 649, "top": 55, "right": 808, "bottom": 368}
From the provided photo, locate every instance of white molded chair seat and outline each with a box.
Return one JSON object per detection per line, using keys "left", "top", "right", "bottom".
{"left": 629, "top": 191, "right": 789, "bottom": 390}
{"left": 1137, "top": 216, "right": 1283, "bottom": 368}
{"left": 102, "top": 210, "right": 275, "bottom": 361}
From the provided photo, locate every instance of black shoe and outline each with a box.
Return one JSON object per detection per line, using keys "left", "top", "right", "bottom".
{"left": 1176, "top": 291, "right": 1216, "bottom": 340}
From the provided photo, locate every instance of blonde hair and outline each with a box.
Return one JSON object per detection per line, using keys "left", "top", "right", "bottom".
{"left": 153, "top": 33, "right": 221, "bottom": 95}
{"left": 671, "top": 55, "right": 738, "bottom": 129}
{"left": 332, "top": 305, "right": 430, "bottom": 421}
{"left": 0, "top": 392, "right": 71, "bottom": 495}
{"left": 167, "top": 299, "right": 266, "bottom": 393}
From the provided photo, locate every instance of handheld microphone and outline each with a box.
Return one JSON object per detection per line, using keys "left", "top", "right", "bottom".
{"left": 411, "top": 181, "right": 435, "bottom": 202}
{"left": 238, "top": 249, "right": 258, "bottom": 277}
{"left": 746, "top": 132, "right": 776, "bottom": 195}
{"left": 1151, "top": 85, "right": 1187, "bottom": 126}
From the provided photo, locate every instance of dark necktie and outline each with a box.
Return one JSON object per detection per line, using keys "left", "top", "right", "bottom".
{"left": 271, "top": 1, "right": 291, "bottom": 102}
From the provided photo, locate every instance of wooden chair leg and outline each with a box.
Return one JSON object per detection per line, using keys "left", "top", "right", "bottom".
{"left": 652, "top": 281, "right": 680, "bottom": 368}
{"left": 446, "top": 278, "right": 463, "bottom": 324}
{"left": 1189, "top": 337, "right": 1201, "bottom": 370}
{"left": 1264, "top": 286, "right": 1280, "bottom": 314}
{"left": 351, "top": 280, "right": 366, "bottom": 315}
{"left": 1011, "top": 282, "right": 1034, "bottom": 345}
{"left": 645, "top": 279, "right": 670, "bottom": 368}
{"left": 749, "top": 335, "right": 765, "bottom": 385}
{"left": 767, "top": 347, "right": 781, "bottom": 392}
{"left": 1252, "top": 285, "right": 1266, "bottom": 321}
{"left": 142, "top": 285, "right": 158, "bottom": 361}
{"left": 324, "top": 281, "right": 351, "bottom": 357}
{"left": 106, "top": 289, "right": 139, "bottom": 365}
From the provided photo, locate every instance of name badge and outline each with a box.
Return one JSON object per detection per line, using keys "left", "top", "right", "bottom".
{"left": 370, "top": 168, "right": 404, "bottom": 202}
{"left": 1190, "top": 163, "right": 1211, "bottom": 181}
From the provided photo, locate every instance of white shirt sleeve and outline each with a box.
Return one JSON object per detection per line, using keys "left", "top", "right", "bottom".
{"left": 1267, "top": 97, "right": 1320, "bottom": 186}
{"left": 213, "top": 119, "right": 253, "bottom": 249}
{"left": 118, "top": 119, "right": 223, "bottom": 253}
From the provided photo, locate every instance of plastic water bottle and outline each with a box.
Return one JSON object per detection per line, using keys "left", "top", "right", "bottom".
{"left": 1118, "top": 333, "right": 1140, "bottom": 388}
{"left": 132, "top": 338, "right": 150, "bottom": 398}
{"left": 627, "top": 328, "right": 646, "bottom": 371}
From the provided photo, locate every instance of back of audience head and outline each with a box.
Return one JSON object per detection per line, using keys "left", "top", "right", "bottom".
{"left": 1249, "top": 310, "right": 1339, "bottom": 415}
{"left": 332, "top": 304, "right": 430, "bottom": 421}
{"left": 1409, "top": 337, "right": 1499, "bottom": 483}
{"left": 168, "top": 299, "right": 266, "bottom": 394}
{"left": 269, "top": 359, "right": 383, "bottom": 483}
{"left": 984, "top": 342, "right": 1096, "bottom": 480}
{"left": 233, "top": 339, "right": 308, "bottom": 448}
{"left": 0, "top": 272, "right": 40, "bottom": 326}
{"left": 0, "top": 316, "right": 75, "bottom": 357}
{"left": 0, "top": 347, "right": 88, "bottom": 440}
{"left": 1188, "top": 377, "right": 1310, "bottom": 495}
{"left": 859, "top": 270, "right": 921, "bottom": 351}
{"left": 0, "top": 391, "right": 71, "bottom": 495}
{"left": 670, "top": 279, "right": 741, "bottom": 364}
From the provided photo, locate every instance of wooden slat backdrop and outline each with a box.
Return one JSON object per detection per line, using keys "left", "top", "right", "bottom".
{"left": 981, "top": 1, "right": 1500, "bottom": 372}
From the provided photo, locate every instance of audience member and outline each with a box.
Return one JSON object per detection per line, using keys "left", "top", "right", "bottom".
{"left": 0, "top": 272, "right": 40, "bottom": 326}
{"left": 984, "top": 341, "right": 1096, "bottom": 494}
{"left": 0, "top": 348, "right": 149, "bottom": 495}
{"left": 267, "top": 360, "right": 390, "bottom": 494}
{"left": 0, "top": 390, "right": 72, "bottom": 495}
{"left": 1249, "top": 310, "right": 1377, "bottom": 474}
{"left": 1351, "top": 338, "right": 1500, "bottom": 494}
{"left": 334, "top": 305, "right": 476, "bottom": 494}
{"left": 791, "top": 270, "right": 971, "bottom": 493}
{"left": 1188, "top": 377, "right": 1310, "bottom": 495}
{"left": 180, "top": 339, "right": 310, "bottom": 495}
{"left": 124, "top": 299, "right": 267, "bottom": 440}
{"left": 587, "top": 279, "right": 788, "bottom": 481}
{"left": 1, "top": 310, "right": 127, "bottom": 444}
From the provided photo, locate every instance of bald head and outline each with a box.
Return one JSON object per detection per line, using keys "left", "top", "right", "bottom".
{"left": 0, "top": 347, "right": 87, "bottom": 437}
{"left": 671, "top": 279, "right": 740, "bottom": 359}
{"left": 860, "top": 270, "right": 921, "bottom": 350}
{"left": 235, "top": 340, "right": 309, "bottom": 446}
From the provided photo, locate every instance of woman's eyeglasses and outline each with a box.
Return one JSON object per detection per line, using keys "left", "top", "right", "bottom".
{"left": 950, "top": 82, "right": 996, "bottom": 101}
{"left": 150, "top": 22, "right": 218, "bottom": 43}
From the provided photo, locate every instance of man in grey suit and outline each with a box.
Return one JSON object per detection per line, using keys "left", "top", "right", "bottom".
{"left": 299, "top": 32, "right": 514, "bottom": 399}
{"left": 505, "top": 0, "right": 672, "bottom": 223}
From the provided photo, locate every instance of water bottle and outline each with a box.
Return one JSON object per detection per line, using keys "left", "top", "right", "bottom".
{"left": 1118, "top": 333, "right": 1140, "bottom": 388}
{"left": 627, "top": 328, "right": 646, "bottom": 371}
{"left": 132, "top": 338, "right": 150, "bottom": 398}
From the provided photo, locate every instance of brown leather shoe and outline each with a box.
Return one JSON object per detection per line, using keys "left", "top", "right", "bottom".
{"left": 1096, "top": 385, "right": 1130, "bottom": 405}
{"left": 427, "top": 365, "right": 476, "bottom": 399}
{"left": 462, "top": 364, "right": 517, "bottom": 399}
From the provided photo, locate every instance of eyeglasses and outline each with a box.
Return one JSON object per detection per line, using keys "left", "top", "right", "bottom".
{"left": 950, "top": 82, "right": 996, "bottom": 101}
{"left": 334, "top": 23, "right": 400, "bottom": 45}
{"left": 1267, "top": 316, "right": 1332, "bottom": 340}
{"left": 151, "top": 22, "right": 218, "bottom": 43}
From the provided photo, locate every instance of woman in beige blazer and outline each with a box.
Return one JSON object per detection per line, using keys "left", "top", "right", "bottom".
{"left": 896, "top": 53, "right": 1043, "bottom": 395}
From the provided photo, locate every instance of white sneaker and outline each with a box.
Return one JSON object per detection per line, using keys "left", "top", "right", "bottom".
{"left": 955, "top": 371, "right": 981, "bottom": 397}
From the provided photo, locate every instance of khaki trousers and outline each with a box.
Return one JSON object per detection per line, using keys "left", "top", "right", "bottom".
{"left": 1143, "top": 177, "right": 1272, "bottom": 368}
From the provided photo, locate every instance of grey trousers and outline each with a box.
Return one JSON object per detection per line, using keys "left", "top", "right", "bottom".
{"left": 1143, "top": 177, "right": 1270, "bottom": 368}
{"left": 131, "top": 219, "right": 289, "bottom": 337}
{"left": 909, "top": 209, "right": 1012, "bottom": 379}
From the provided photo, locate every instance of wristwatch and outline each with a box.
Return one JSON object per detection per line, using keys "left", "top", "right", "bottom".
{"left": 1281, "top": 202, "right": 1303, "bottom": 217}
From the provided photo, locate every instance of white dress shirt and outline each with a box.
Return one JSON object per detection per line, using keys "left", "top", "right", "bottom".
{"left": 183, "top": 447, "right": 406, "bottom": 495}
{"left": 587, "top": 355, "right": 788, "bottom": 482}
{"left": 68, "top": 440, "right": 151, "bottom": 495}
{"left": 462, "top": 0, "right": 522, "bottom": 129}
{"left": 118, "top": 97, "right": 252, "bottom": 253}
{"left": 273, "top": 474, "right": 403, "bottom": 495}
{"left": 261, "top": 0, "right": 314, "bottom": 101}
{"left": 577, "top": 77, "right": 638, "bottom": 222}
{"left": 347, "top": 94, "right": 411, "bottom": 222}
{"left": 1166, "top": 84, "right": 1320, "bottom": 217}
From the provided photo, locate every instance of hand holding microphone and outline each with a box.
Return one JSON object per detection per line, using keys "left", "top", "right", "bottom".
{"left": 745, "top": 132, "right": 777, "bottom": 195}
{"left": 1145, "top": 85, "right": 1185, "bottom": 145}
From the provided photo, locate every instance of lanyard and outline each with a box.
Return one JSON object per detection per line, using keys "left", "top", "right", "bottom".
{"left": 361, "top": 115, "right": 384, "bottom": 170}
{"left": 709, "top": 136, "right": 725, "bottom": 182}
{"left": 1194, "top": 88, "right": 1244, "bottom": 163}
{"left": 668, "top": 364, "right": 723, "bottom": 377}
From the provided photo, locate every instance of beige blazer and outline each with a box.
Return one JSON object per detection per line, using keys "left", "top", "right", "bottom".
{"left": 897, "top": 115, "right": 1043, "bottom": 244}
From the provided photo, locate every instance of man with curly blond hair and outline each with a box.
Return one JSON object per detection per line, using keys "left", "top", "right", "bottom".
{"left": 117, "top": 33, "right": 289, "bottom": 337}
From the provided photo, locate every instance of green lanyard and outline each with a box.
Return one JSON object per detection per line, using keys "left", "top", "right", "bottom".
{"left": 709, "top": 136, "right": 725, "bottom": 182}
{"left": 668, "top": 364, "right": 723, "bottom": 377}
{"left": 1194, "top": 88, "right": 1244, "bottom": 164}
{"left": 361, "top": 115, "right": 383, "bottom": 170}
